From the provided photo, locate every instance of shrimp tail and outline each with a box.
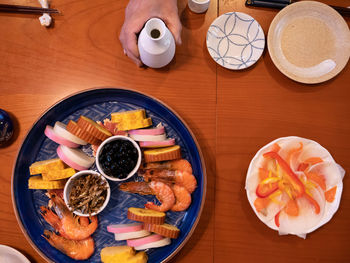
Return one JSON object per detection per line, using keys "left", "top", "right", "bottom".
{"left": 40, "top": 206, "right": 61, "bottom": 230}
{"left": 43, "top": 230, "right": 94, "bottom": 260}
{"left": 47, "top": 191, "right": 98, "bottom": 240}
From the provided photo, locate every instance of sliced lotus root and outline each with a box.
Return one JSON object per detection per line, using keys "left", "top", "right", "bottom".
{"left": 77, "top": 115, "right": 112, "bottom": 141}
{"left": 143, "top": 223, "right": 180, "bottom": 239}
{"left": 66, "top": 120, "right": 101, "bottom": 145}
{"left": 127, "top": 207, "right": 165, "bottom": 225}
{"left": 143, "top": 145, "right": 181, "bottom": 163}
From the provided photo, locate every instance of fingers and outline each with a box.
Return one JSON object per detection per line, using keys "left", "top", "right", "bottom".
{"left": 119, "top": 26, "right": 142, "bottom": 67}
{"left": 163, "top": 14, "right": 182, "bottom": 45}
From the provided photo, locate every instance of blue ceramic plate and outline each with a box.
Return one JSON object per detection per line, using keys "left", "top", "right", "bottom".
{"left": 12, "top": 88, "right": 206, "bottom": 263}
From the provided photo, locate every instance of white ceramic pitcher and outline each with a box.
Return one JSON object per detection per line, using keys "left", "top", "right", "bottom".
{"left": 138, "top": 18, "right": 175, "bottom": 68}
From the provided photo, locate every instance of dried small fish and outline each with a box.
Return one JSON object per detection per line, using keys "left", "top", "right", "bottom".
{"left": 68, "top": 173, "right": 107, "bottom": 215}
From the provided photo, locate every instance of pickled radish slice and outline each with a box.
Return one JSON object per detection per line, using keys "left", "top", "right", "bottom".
{"left": 57, "top": 145, "right": 95, "bottom": 170}
{"left": 53, "top": 121, "right": 87, "bottom": 145}
{"left": 278, "top": 187, "right": 325, "bottom": 238}
{"left": 45, "top": 125, "right": 80, "bottom": 148}
{"left": 295, "top": 141, "right": 334, "bottom": 167}
{"left": 107, "top": 223, "right": 144, "bottom": 234}
{"left": 114, "top": 230, "right": 151, "bottom": 241}
{"left": 306, "top": 162, "right": 343, "bottom": 190}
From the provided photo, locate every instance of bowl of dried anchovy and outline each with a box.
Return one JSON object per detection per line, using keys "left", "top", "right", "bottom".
{"left": 63, "top": 170, "right": 111, "bottom": 217}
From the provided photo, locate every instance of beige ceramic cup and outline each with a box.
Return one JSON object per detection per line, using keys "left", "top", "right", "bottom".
{"left": 188, "top": 0, "right": 210, "bottom": 13}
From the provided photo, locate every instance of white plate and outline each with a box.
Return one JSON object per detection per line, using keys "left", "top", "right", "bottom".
{"left": 0, "top": 245, "right": 30, "bottom": 263}
{"left": 245, "top": 136, "right": 345, "bottom": 238}
{"left": 268, "top": 1, "right": 350, "bottom": 84}
{"left": 206, "top": 12, "right": 265, "bottom": 70}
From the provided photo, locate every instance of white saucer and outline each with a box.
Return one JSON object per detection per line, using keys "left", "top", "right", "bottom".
{"left": 206, "top": 12, "right": 265, "bottom": 70}
{"left": 0, "top": 245, "right": 30, "bottom": 263}
{"left": 268, "top": 1, "right": 350, "bottom": 84}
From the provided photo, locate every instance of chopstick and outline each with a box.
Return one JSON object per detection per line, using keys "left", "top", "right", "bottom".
{"left": 0, "top": 4, "right": 59, "bottom": 14}
{"left": 246, "top": 0, "right": 288, "bottom": 9}
{"left": 245, "top": 0, "right": 350, "bottom": 17}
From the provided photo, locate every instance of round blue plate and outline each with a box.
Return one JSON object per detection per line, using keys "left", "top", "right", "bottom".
{"left": 12, "top": 88, "right": 206, "bottom": 263}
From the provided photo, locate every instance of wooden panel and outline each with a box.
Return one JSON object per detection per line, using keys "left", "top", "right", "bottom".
{"left": 0, "top": 0, "right": 217, "bottom": 262}
{"left": 215, "top": 0, "right": 350, "bottom": 262}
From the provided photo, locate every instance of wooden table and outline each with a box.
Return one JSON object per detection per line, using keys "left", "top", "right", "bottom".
{"left": 0, "top": 0, "right": 349, "bottom": 262}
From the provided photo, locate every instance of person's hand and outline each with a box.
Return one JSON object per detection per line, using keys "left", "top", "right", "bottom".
{"left": 119, "top": 0, "right": 182, "bottom": 67}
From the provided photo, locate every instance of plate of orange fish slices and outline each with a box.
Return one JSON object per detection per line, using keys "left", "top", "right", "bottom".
{"left": 12, "top": 88, "right": 206, "bottom": 262}
{"left": 246, "top": 136, "right": 345, "bottom": 238}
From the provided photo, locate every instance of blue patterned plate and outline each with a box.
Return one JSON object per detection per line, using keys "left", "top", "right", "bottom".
{"left": 12, "top": 88, "right": 206, "bottom": 263}
{"left": 206, "top": 12, "right": 265, "bottom": 70}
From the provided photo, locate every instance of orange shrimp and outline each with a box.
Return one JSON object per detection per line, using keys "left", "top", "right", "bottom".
{"left": 142, "top": 170, "right": 197, "bottom": 193}
{"left": 47, "top": 193, "right": 98, "bottom": 240}
{"left": 142, "top": 159, "right": 193, "bottom": 174}
{"left": 41, "top": 206, "right": 61, "bottom": 230}
{"left": 174, "top": 171, "right": 197, "bottom": 193}
{"left": 145, "top": 181, "right": 175, "bottom": 212}
{"left": 41, "top": 206, "right": 91, "bottom": 240}
{"left": 171, "top": 184, "right": 191, "bottom": 211}
{"left": 43, "top": 230, "right": 94, "bottom": 260}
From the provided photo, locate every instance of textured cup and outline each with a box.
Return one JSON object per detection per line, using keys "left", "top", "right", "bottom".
{"left": 188, "top": 0, "right": 210, "bottom": 13}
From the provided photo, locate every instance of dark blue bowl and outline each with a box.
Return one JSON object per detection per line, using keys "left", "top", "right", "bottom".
{"left": 0, "top": 108, "right": 14, "bottom": 144}
{"left": 12, "top": 88, "right": 206, "bottom": 263}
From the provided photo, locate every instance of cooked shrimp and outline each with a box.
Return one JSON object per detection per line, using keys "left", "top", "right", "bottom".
{"left": 145, "top": 181, "right": 175, "bottom": 212}
{"left": 119, "top": 181, "right": 154, "bottom": 195}
{"left": 41, "top": 206, "right": 90, "bottom": 234}
{"left": 43, "top": 230, "right": 94, "bottom": 260}
{"left": 171, "top": 184, "right": 191, "bottom": 211}
{"left": 47, "top": 193, "right": 98, "bottom": 240}
{"left": 40, "top": 206, "right": 71, "bottom": 239}
{"left": 120, "top": 181, "right": 191, "bottom": 211}
{"left": 141, "top": 170, "right": 197, "bottom": 193}
{"left": 174, "top": 171, "right": 197, "bottom": 193}
{"left": 142, "top": 159, "right": 193, "bottom": 174}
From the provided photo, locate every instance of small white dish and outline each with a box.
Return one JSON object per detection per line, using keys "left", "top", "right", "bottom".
{"left": 0, "top": 245, "right": 30, "bottom": 263}
{"left": 96, "top": 135, "right": 142, "bottom": 182}
{"left": 268, "top": 1, "right": 350, "bottom": 84}
{"left": 63, "top": 170, "right": 111, "bottom": 217}
{"left": 206, "top": 12, "right": 265, "bottom": 70}
{"left": 188, "top": 0, "right": 210, "bottom": 13}
{"left": 246, "top": 136, "right": 345, "bottom": 238}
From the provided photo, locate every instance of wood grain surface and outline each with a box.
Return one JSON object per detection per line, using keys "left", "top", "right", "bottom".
{"left": 216, "top": 0, "right": 350, "bottom": 263}
{"left": 0, "top": 0, "right": 349, "bottom": 262}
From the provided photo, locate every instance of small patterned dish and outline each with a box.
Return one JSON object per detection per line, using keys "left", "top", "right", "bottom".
{"left": 206, "top": 12, "right": 265, "bottom": 70}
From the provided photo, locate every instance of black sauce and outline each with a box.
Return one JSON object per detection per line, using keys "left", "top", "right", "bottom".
{"left": 99, "top": 140, "right": 138, "bottom": 179}
{"left": 151, "top": 29, "right": 161, "bottom": 39}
